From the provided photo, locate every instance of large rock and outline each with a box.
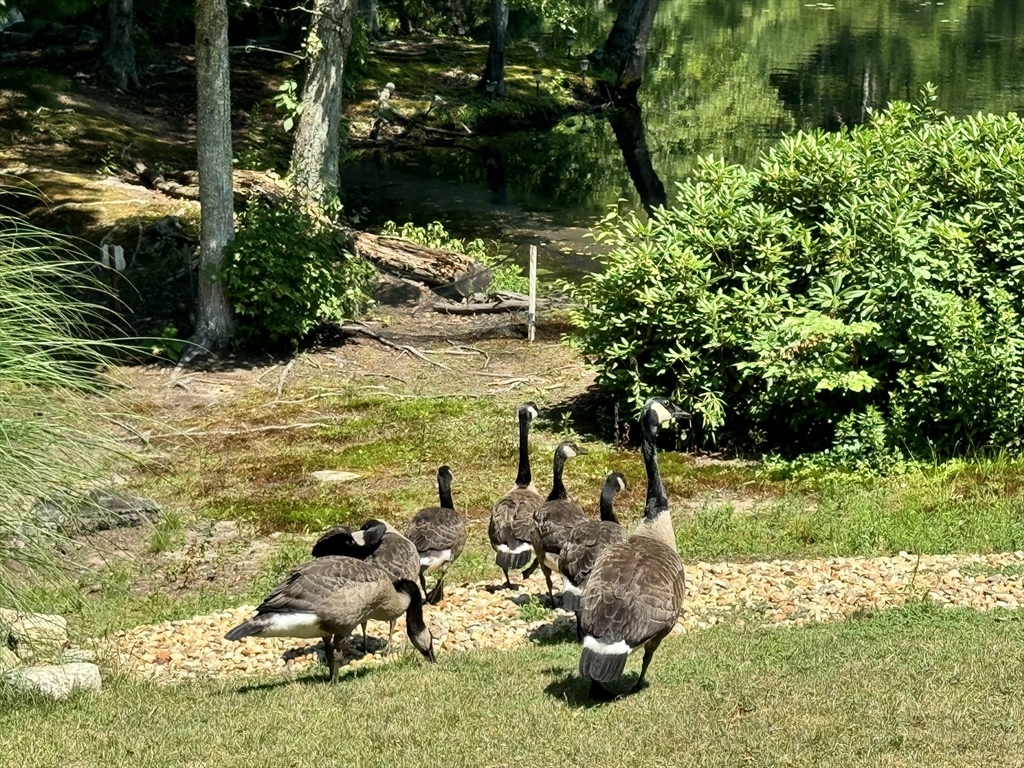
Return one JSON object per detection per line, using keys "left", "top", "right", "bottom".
{"left": 1, "top": 610, "right": 68, "bottom": 660}
{"left": 5, "top": 663, "right": 102, "bottom": 700}
{"left": 0, "top": 647, "right": 20, "bottom": 674}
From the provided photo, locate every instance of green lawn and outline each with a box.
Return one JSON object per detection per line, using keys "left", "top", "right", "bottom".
{"left": 2, "top": 604, "right": 1022, "bottom": 768}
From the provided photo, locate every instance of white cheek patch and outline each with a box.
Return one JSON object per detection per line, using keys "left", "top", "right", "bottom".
{"left": 351, "top": 531, "right": 365, "bottom": 545}
{"left": 582, "top": 636, "right": 632, "bottom": 655}
{"left": 650, "top": 402, "right": 672, "bottom": 424}
{"left": 497, "top": 542, "right": 533, "bottom": 554}
{"left": 616, "top": 477, "right": 626, "bottom": 492}
{"left": 526, "top": 406, "right": 539, "bottom": 419}
{"left": 563, "top": 446, "right": 577, "bottom": 458}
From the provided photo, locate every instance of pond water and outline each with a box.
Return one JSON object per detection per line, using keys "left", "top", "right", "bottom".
{"left": 341, "top": 0, "right": 1024, "bottom": 276}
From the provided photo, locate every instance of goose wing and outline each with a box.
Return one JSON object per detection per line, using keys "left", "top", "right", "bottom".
{"left": 561, "top": 521, "right": 628, "bottom": 588}
{"left": 256, "top": 556, "right": 390, "bottom": 615}
{"left": 366, "top": 532, "right": 420, "bottom": 582}
{"left": 406, "top": 507, "right": 467, "bottom": 559}
{"left": 534, "top": 500, "right": 588, "bottom": 554}
{"left": 489, "top": 487, "right": 543, "bottom": 549}
{"left": 580, "top": 538, "right": 686, "bottom": 648}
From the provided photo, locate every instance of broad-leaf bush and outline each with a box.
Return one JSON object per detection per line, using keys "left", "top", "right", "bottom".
{"left": 223, "top": 198, "right": 375, "bottom": 346}
{"left": 571, "top": 91, "right": 1024, "bottom": 459}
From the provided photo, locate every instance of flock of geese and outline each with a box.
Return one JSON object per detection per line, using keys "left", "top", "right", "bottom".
{"left": 225, "top": 396, "right": 689, "bottom": 700}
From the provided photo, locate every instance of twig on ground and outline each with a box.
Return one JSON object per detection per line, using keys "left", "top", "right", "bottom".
{"left": 338, "top": 324, "right": 452, "bottom": 370}
{"left": 255, "top": 364, "right": 280, "bottom": 384}
{"left": 144, "top": 422, "right": 330, "bottom": 440}
{"left": 275, "top": 359, "right": 295, "bottom": 400}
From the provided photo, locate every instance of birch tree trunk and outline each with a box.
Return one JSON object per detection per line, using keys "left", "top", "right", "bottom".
{"left": 289, "top": 0, "right": 354, "bottom": 210}
{"left": 478, "top": 0, "right": 508, "bottom": 95}
{"left": 95, "top": 0, "right": 139, "bottom": 91}
{"left": 185, "top": 0, "right": 235, "bottom": 359}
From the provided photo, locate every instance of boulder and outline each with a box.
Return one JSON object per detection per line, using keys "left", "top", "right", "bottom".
{"left": 0, "top": 647, "right": 20, "bottom": 674}
{"left": 5, "top": 663, "right": 102, "bottom": 700}
{"left": 310, "top": 470, "right": 362, "bottom": 483}
{"left": 61, "top": 648, "right": 96, "bottom": 664}
{"left": 34, "top": 488, "right": 161, "bottom": 535}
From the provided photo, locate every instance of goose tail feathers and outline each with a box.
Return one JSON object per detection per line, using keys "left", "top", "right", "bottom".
{"left": 579, "top": 637, "right": 630, "bottom": 682}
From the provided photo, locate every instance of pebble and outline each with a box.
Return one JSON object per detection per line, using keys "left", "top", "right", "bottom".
{"left": 107, "top": 551, "right": 1024, "bottom": 684}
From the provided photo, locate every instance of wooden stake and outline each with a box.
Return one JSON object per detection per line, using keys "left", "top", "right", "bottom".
{"left": 528, "top": 244, "right": 537, "bottom": 342}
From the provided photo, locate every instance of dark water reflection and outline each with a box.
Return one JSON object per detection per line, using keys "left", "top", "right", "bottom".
{"left": 342, "top": 0, "right": 1024, "bottom": 269}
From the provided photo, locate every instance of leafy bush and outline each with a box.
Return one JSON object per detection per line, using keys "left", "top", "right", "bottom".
{"left": 571, "top": 90, "right": 1024, "bottom": 459}
{"left": 223, "top": 198, "right": 375, "bottom": 346}
{"left": 380, "top": 220, "right": 530, "bottom": 295}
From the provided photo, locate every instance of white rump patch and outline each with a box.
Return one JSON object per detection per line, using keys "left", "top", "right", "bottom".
{"left": 582, "top": 636, "right": 632, "bottom": 656}
{"left": 562, "top": 581, "right": 582, "bottom": 595}
{"left": 420, "top": 550, "right": 452, "bottom": 573}
{"left": 543, "top": 552, "right": 560, "bottom": 572}
{"left": 497, "top": 542, "right": 533, "bottom": 554}
{"left": 650, "top": 401, "right": 672, "bottom": 424}
{"left": 257, "top": 613, "right": 325, "bottom": 639}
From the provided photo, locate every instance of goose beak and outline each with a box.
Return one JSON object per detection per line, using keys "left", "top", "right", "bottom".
{"left": 576, "top": 446, "right": 589, "bottom": 456}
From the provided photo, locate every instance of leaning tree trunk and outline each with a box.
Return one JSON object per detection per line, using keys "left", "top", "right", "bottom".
{"left": 185, "top": 0, "right": 235, "bottom": 360}
{"left": 478, "top": 0, "right": 508, "bottom": 95}
{"left": 358, "top": 0, "right": 379, "bottom": 38}
{"left": 608, "top": 103, "right": 665, "bottom": 215}
{"left": 601, "top": 0, "right": 659, "bottom": 102}
{"left": 95, "top": 0, "right": 139, "bottom": 90}
{"left": 289, "top": 0, "right": 354, "bottom": 211}
{"left": 397, "top": 0, "right": 413, "bottom": 34}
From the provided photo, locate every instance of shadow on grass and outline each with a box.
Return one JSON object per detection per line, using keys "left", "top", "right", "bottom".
{"left": 543, "top": 667, "right": 650, "bottom": 708}
{"left": 528, "top": 614, "right": 579, "bottom": 646}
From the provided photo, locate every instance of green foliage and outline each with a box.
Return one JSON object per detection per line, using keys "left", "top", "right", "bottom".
{"left": 572, "top": 91, "right": 1024, "bottom": 459}
{"left": 380, "top": 220, "right": 529, "bottom": 295}
{"left": 222, "top": 198, "right": 374, "bottom": 347}
{"left": 271, "top": 80, "right": 302, "bottom": 134}
{"left": 0, "top": 188, "right": 126, "bottom": 609}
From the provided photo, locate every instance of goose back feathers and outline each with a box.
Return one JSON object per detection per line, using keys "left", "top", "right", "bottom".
{"left": 489, "top": 403, "right": 543, "bottom": 578}
{"left": 559, "top": 472, "right": 627, "bottom": 613}
{"left": 405, "top": 466, "right": 466, "bottom": 575}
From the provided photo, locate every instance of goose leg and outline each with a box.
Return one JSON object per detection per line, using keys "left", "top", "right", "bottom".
{"left": 360, "top": 622, "right": 369, "bottom": 653}
{"left": 426, "top": 572, "right": 445, "bottom": 605}
{"left": 575, "top": 613, "right": 583, "bottom": 643}
{"left": 632, "top": 632, "right": 668, "bottom": 693}
{"left": 324, "top": 636, "right": 338, "bottom": 683}
{"left": 522, "top": 558, "right": 539, "bottom": 579}
{"left": 419, "top": 573, "right": 428, "bottom": 597}
{"left": 385, "top": 620, "right": 397, "bottom": 654}
{"left": 541, "top": 563, "right": 554, "bottom": 603}
{"left": 502, "top": 568, "right": 518, "bottom": 591}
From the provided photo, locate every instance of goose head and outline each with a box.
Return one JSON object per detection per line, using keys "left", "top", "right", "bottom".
{"left": 605, "top": 472, "right": 627, "bottom": 494}
{"left": 310, "top": 519, "right": 387, "bottom": 558}
{"left": 394, "top": 580, "right": 436, "bottom": 662}
{"left": 519, "top": 402, "right": 539, "bottom": 422}
{"left": 556, "top": 441, "right": 588, "bottom": 460}
{"left": 437, "top": 465, "right": 453, "bottom": 484}
{"left": 642, "top": 397, "right": 689, "bottom": 431}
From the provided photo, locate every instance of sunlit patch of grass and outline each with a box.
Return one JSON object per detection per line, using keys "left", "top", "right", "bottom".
{"left": 147, "top": 511, "right": 186, "bottom": 554}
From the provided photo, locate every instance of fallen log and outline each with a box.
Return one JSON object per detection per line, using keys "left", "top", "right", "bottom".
{"left": 433, "top": 299, "right": 542, "bottom": 315}
{"left": 348, "top": 231, "right": 492, "bottom": 300}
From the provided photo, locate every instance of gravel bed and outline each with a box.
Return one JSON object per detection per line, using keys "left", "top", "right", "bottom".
{"left": 108, "top": 551, "right": 1024, "bottom": 683}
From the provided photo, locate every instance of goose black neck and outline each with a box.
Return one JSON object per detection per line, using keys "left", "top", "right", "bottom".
{"left": 599, "top": 481, "right": 621, "bottom": 523}
{"left": 437, "top": 473, "right": 454, "bottom": 510}
{"left": 514, "top": 411, "right": 533, "bottom": 488}
{"left": 642, "top": 418, "right": 668, "bottom": 518}
{"left": 547, "top": 451, "right": 568, "bottom": 501}
{"left": 394, "top": 580, "right": 427, "bottom": 635}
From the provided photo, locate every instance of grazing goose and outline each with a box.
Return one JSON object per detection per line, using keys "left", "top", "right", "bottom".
{"left": 578, "top": 397, "right": 688, "bottom": 699}
{"left": 559, "top": 472, "right": 628, "bottom": 617}
{"left": 530, "top": 441, "right": 589, "bottom": 602}
{"left": 405, "top": 466, "right": 467, "bottom": 604}
{"left": 488, "top": 402, "right": 544, "bottom": 589}
{"left": 312, "top": 519, "right": 420, "bottom": 651}
{"left": 224, "top": 556, "right": 435, "bottom": 682}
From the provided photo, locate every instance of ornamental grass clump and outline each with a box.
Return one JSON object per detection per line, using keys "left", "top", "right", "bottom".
{"left": 572, "top": 89, "right": 1024, "bottom": 460}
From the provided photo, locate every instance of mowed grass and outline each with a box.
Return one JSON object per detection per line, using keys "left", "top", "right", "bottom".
{"left": 2, "top": 605, "right": 1023, "bottom": 768}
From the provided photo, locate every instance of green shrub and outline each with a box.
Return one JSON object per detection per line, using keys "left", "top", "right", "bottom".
{"left": 380, "top": 220, "right": 530, "bottom": 295}
{"left": 223, "top": 198, "right": 375, "bottom": 346}
{"left": 571, "top": 89, "right": 1024, "bottom": 459}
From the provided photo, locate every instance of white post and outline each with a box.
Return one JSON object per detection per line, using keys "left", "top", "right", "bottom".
{"left": 528, "top": 244, "right": 537, "bottom": 342}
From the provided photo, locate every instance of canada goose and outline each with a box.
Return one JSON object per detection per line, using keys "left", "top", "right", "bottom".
{"left": 312, "top": 519, "right": 420, "bottom": 651}
{"left": 578, "top": 397, "right": 688, "bottom": 699}
{"left": 405, "top": 466, "right": 466, "bottom": 605}
{"left": 488, "top": 402, "right": 544, "bottom": 589}
{"left": 530, "top": 441, "right": 589, "bottom": 602}
{"left": 559, "top": 472, "right": 628, "bottom": 617}
{"left": 224, "top": 556, "right": 435, "bottom": 682}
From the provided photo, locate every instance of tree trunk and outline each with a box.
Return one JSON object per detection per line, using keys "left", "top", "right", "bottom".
{"left": 447, "top": 0, "right": 471, "bottom": 36}
{"left": 478, "top": 0, "right": 508, "bottom": 95}
{"left": 358, "top": 0, "right": 379, "bottom": 38}
{"left": 608, "top": 101, "right": 666, "bottom": 214}
{"left": 601, "top": 0, "right": 659, "bottom": 102}
{"left": 397, "top": 0, "right": 413, "bottom": 34}
{"left": 185, "top": 0, "right": 235, "bottom": 360}
{"left": 289, "top": 0, "right": 354, "bottom": 211}
{"left": 95, "top": 0, "right": 139, "bottom": 90}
